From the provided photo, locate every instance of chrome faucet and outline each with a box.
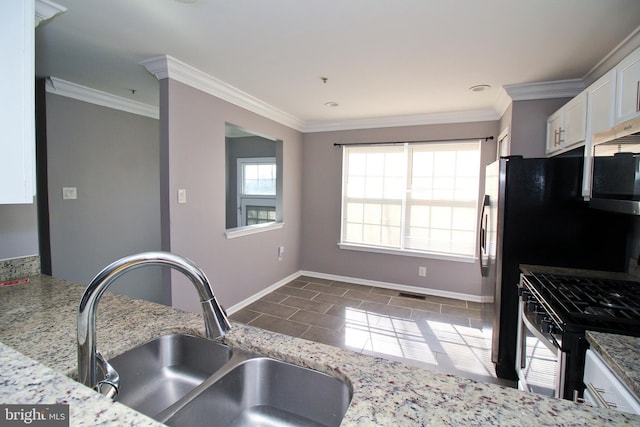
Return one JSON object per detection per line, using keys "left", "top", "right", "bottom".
{"left": 77, "top": 251, "right": 231, "bottom": 397}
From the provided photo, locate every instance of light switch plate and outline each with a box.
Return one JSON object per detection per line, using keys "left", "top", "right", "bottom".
{"left": 62, "top": 187, "right": 77, "bottom": 200}
{"left": 178, "top": 188, "right": 187, "bottom": 204}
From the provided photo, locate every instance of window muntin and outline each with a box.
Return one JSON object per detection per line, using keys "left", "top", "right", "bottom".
{"left": 340, "top": 141, "right": 480, "bottom": 258}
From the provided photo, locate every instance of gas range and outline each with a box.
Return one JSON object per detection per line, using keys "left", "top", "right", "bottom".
{"left": 517, "top": 271, "right": 640, "bottom": 400}
{"left": 524, "top": 273, "right": 640, "bottom": 334}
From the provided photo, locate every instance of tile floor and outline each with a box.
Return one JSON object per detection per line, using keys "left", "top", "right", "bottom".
{"left": 230, "top": 275, "right": 516, "bottom": 387}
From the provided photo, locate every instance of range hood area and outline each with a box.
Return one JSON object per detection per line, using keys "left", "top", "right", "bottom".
{"left": 590, "top": 117, "right": 640, "bottom": 216}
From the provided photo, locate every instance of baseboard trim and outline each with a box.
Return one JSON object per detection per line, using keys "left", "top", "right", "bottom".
{"left": 225, "top": 271, "right": 301, "bottom": 315}
{"left": 302, "top": 270, "right": 493, "bottom": 303}
{"left": 227, "top": 270, "right": 493, "bottom": 314}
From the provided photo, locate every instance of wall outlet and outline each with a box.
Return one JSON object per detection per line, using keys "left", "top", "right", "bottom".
{"left": 278, "top": 246, "right": 284, "bottom": 261}
{"left": 418, "top": 266, "right": 427, "bottom": 277}
{"left": 62, "top": 187, "right": 77, "bottom": 200}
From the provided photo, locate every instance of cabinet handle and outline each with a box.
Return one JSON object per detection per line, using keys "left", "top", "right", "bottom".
{"left": 586, "top": 383, "right": 617, "bottom": 409}
{"left": 558, "top": 128, "right": 565, "bottom": 144}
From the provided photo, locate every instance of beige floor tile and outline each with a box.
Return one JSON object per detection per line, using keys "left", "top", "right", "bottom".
{"left": 248, "top": 314, "right": 309, "bottom": 337}
{"left": 358, "top": 301, "right": 412, "bottom": 319}
{"left": 313, "top": 292, "right": 362, "bottom": 308}
{"left": 329, "top": 281, "right": 374, "bottom": 293}
{"left": 280, "top": 296, "right": 332, "bottom": 314}
{"left": 275, "top": 286, "right": 319, "bottom": 300}
{"left": 344, "top": 289, "right": 390, "bottom": 304}
{"left": 246, "top": 300, "right": 298, "bottom": 319}
{"left": 230, "top": 278, "right": 511, "bottom": 389}
{"left": 389, "top": 296, "right": 440, "bottom": 312}
{"left": 304, "top": 282, "right": 348, "bottom": 296}
{"left": 290, "top": 309, "right": 344, "bottom": 330}
{"left": 229, "top": 309, "right": 261, "bottom": 324}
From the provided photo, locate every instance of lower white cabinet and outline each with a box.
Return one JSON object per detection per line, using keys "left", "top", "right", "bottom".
{"left": 583, "top": 349, "right": 640, "bottom": 415}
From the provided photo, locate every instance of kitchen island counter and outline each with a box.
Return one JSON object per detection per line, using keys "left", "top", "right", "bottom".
{"left": 1, "top": 274, "right": 638, "bottom": 426}
{"left": 586, "top": 331, "right": 640, "bottom": 400}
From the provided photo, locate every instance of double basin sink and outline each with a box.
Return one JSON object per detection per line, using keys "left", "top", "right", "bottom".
{"left": 108, "top": 334, "right": 352, "bottom": 427}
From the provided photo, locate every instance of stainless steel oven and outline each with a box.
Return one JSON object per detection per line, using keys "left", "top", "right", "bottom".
{"left": 516, "top": 270, "right": 640, "bottom": 401}
{"left": 516, "top": 275, "right": 567, "bottom": 398}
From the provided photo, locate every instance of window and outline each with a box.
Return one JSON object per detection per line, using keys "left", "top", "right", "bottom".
{"left": 237, "top": 157, "right": 276, "bottom": 227}
{"left": 340, "top": 141, "right": 480, "bottom": 259}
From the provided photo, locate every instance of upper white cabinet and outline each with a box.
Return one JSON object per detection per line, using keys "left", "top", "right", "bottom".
{"left": 0, "top": 0, "right": 35, "bottom": 204}
{"left": 588, "top": 70, "right": 616, "bottom": 135}
{"left": 546, "top": 91, "right": 587, "bottom": 155}
{"left": 615, "top": 46, "right": 640, "bottom": 124}
{"left": 582, "top": 70, "right": 616, "bottom": 197}
{"left": 546, "top": 110, "right": 564, "bottom": 154}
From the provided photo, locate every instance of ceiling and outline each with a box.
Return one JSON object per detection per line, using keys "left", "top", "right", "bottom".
{"left": 35, "top": 0, "right": 640, "bottom": 131}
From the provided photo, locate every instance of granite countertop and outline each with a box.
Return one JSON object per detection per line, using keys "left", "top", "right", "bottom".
{"left": 1, "top": 275, "right": 639, "bottom": 426}
{"left": 586, "top": 331, "right": 640, "bottom": 399}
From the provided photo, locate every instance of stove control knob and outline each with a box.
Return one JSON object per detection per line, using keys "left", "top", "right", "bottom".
{"left": 541, "top": 317, "right": 558, "bottom": 334}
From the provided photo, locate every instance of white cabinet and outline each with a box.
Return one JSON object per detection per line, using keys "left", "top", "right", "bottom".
{"left": 582, "top": 70, "right": 616, "bottom": 197}
{"left": 546, "top": 91, "right": 588, "bottom": 155}
{"left": 0, "top": 0, "right": 35, "bottom": 204}
{"left": 546, "top": 110, "right": 564, "bottom": 154}
{"left": 583, "top": 349, "right": 640, "bottom": 415}
{"left": 615, "top": 46, "right": 640, "bottom": 124}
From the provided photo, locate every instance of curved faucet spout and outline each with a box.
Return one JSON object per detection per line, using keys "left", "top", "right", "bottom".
{"left": 77, "top": 251, "right": 231, "bottom": 394}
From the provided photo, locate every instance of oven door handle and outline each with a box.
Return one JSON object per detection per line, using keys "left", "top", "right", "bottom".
{"left": 521, "top": 310, "right": 559, "bottom": 354}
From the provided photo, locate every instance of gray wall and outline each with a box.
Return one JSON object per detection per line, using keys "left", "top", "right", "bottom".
{"left": 45, "top": 94, "right": 163, "bottom": 303}
{"left": 508, "top": 98, "right": 571, "bottom": 158}
{"left": 300, "top": 121, "right": 499, "bottom": 299}
{"left": 160, "top": 79, "right": 303, "bottom": 312}
{"left": 0, "top": 202, "right": 38, "bottom": 260}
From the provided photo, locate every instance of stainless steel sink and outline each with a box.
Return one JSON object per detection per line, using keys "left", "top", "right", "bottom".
{"left": 108, "top": 334, "right": 232, "bottom": 417}
{"left": 165, "top": 357, "right": 352, "bottom": 427}
{"left": 108, "top": 334, "right": 352, "bottom": 427}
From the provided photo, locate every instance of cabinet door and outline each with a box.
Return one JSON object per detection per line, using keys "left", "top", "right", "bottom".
{"left": 563, "top": 92, "right": 587, "bottom": 148}
{"left": 546, "top": 110, "right": 564, "bottom": 155}
{"left": 615, "top": 46, "right": 640, "bottom": 124}
{"left": 588, "top": 70, "right": 616, "bottom": 136}
{"left": 582, "top": 70, "right": 616, "bottom": 198}
{"left": 0, "top": 0, "right": 35, "bottom": 204}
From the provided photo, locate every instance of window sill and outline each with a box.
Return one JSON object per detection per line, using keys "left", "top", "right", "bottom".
{"left": 338, "top": 243, "right": 476, "bottom": 263}
{"left": 225, "top": 222, "right": 284, "bottom": 239}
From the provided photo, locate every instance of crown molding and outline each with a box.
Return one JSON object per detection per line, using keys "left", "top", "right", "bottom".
{"left": 301, "top": 108, "right": 500, "bottom": 133}
{"left": 45, "top": 77, "right": 159, "bottom": 119}
{"left": 35, "top": 0, "right": 66, "bottom": 27}
{"left": 140, "top": 55, "right": 305, "bottom": 131}
{"left": 493, "top": 88, "right": 513, "bottom": 118}
{"left": 583, "top": 25, "right": 640, "bottom": 87}
{"left": 503, "top": 79, "right": 584, "bottom": 102}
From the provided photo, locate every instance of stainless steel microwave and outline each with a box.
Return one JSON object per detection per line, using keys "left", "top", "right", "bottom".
{"left": 590, "top": 117, "right": 640, "bottom": 215}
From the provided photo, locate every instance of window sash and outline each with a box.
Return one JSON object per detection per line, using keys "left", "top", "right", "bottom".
{"left": 340, "top": 141, "right": 480, "bottom": 258}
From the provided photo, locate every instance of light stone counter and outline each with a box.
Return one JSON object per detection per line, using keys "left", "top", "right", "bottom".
{"left": 1, "top": 274, "right": 639, "bottom": 426}
{"left": 586, "top": 331, "right": 640, "bottom": 399}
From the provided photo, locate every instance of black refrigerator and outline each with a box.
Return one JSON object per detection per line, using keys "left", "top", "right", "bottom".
{"left": 480, "top": 155, "right": 631, "bottom": 381}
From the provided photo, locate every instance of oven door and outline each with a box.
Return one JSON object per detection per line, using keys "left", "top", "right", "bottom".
{"left": 516, "top": 287, "right": 566, "bottom": 398}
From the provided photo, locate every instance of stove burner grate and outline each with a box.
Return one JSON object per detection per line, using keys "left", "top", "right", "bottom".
{"left": 528, "top": 273, "right": 640, "bottom": 326}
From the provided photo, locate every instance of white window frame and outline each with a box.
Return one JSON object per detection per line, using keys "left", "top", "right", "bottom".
{"left": 236, "top": 157, "right": 276, "bottom": 227}
{"left": 338, "top": 141, "right": 481, "bottom": 263}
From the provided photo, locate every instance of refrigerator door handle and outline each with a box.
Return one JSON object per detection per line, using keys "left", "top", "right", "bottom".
{"left": 480, "top": 195, "right": 490, "bottom": 277}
